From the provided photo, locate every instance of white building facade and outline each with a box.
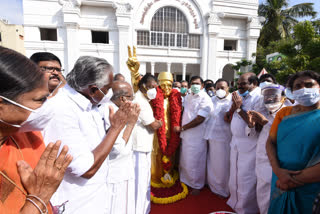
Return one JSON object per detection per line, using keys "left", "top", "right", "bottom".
{"left": 23, "top": 0, "right": 262, "bottom": 82}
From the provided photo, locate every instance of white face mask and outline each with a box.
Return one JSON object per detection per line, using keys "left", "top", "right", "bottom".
{"left": 216, "top": 89, "right": 227, "bottom": 99}
{"left": 19, "top": 98, "right": 55, "bottom": 132}
{"left": 147, "top": 88, "right": 157, "bottom": 100}
{"left": 293, "top": 87, "right": 320, "bottom": 107}
{"left": 285, "top": 88, "right": 295, "bottom": 100}
{"left": 259, "top": 81, "right": 273, "bottom": 89}
{"left": 265, "top": 102, "right": 282, "bottom": 113}
{"left": 0, "top": 95, "right": 35, "bottom": 128}
{"left": 98, "top": 88, "right": 113, "bottom": 105}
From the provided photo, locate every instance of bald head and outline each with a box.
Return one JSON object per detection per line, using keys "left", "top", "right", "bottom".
{"left": 237, "top": 72, "right": 259, "bottom": 93}
{"left": 111, "top": 81, "right": 133, "bottom": 106}
{"left": 114, "top": 73, "right": 125, "bottom": 81}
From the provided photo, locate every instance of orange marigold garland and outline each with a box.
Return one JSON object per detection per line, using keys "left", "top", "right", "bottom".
{"left": 150, "top": 87, "right": 188, "bottom": 204}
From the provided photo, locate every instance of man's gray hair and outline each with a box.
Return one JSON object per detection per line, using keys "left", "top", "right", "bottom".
{"left": 66, "top": 56, "right": 113, "bottom": 91}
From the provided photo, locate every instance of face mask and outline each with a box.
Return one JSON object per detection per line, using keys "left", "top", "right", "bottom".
{"left": 173, "top": 87, "right": 180, "bottom": 92}
{"left": 19, "top": 98, "right": 55, "bottom": 132}
{"left": 265, "top": 102, "right": 282, "bottom": 113}
{"left": 147, "top": 88, "right": 157, "bottom": 100}
{"left": 238, "top": 90, "right": 249, "bottom": 97}
{"left": 285, "top": 88, "right": 295, "bottom": 100}
{"left": 98, "top": 88, "right": 113, "bottom": 105}
{"left": 293, "top": 87, "right": 320, "bottom": 107}
{"left": 191, "top": 84, "right": 201, "bottom": 94}
{"left": 216, "top": 89, "right": 227, "bottom": 99}
{"left": 207, "top": 90, "right": 214, "bottom": 97}
{"left": 0, "top": 95, "right": 35, "bottom": 128}
{"left": 180, "top": 87, "right": 187, "bottom": 94}
{"left": 259, "top": 81, "right": 272, "bottom": 89}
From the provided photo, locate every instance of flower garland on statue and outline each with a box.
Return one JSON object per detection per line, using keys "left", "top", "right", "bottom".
{"left": 151, "top": 87, "right": 182, "bottom": 174}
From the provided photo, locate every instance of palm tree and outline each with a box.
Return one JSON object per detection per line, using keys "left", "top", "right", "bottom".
{"left": 258, "top": 0, "right": 316, "bottom": 47}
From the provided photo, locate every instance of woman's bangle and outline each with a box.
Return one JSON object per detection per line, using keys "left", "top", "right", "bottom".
{"left": 27, "top": 194, "right": 48, "bottom": 214}
{"left": 26, "top": 198, "right": 47, "bottom": 214}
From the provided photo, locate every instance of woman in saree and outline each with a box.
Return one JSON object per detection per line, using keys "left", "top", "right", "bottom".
{"left": 0, "top": 47, "right": 72, "bottom": 214}
{"left": 266, "top": 70, "right": 320, "bottom": 214}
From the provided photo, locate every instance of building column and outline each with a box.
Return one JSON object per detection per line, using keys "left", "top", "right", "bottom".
{"left": 151, "top": 62, "right": 155, "bottom": 75}
{"left": 167, "top": 62, "right": 171, "bottom": 73}
{"left": 61, "top": 1, "right": 81, "bottom": 73}
{"left": 246, "top": 16, "right": 262, "bottom": 61}
{"left": 140, "top": 61, "right": 146, "bottom": 75}
{"left": 113, "top": 3, "right": 133, "bottom": 82}
{"left": 207, "top": 12, "right": 222, "bottom": 81}
{"left": 182, "top": 63, "right": 187, "bottom": 80}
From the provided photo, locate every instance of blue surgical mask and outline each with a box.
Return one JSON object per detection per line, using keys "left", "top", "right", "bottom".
{"left": 293, "top": 87, "right": 320, "bottom": 107}
{"left": 238, "top": 90, "right": 249, "bottom": 97}
{"left": 207, "top": 90, "right": 215, "bottom": 97}
{"left": 191, "top": 84, "right": 201, "bottom": 94}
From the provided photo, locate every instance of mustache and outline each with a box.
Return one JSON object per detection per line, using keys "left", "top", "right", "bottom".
{"left": 49, "top": 74, "right": 60, "bottom": 80}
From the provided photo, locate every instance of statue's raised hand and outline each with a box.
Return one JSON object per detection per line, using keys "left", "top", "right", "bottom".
{"left": 127, "top": 46, "right": 140, "bottom": 73}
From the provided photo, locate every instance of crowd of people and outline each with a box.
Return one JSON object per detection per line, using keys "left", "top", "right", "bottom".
{"left": 0, "top": 46, "right": 320, "bottom": 214}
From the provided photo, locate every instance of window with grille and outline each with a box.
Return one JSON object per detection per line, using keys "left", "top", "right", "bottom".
{"left": 137, "top": 7, "right": 200, "bottom": 49}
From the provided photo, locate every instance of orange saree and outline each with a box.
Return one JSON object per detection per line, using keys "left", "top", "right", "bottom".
{"left": 0, "top": 131, "right": 53, "bottom": 214}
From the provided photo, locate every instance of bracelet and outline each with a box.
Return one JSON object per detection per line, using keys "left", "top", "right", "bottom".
{"left": 27, "top": 195, "right": 48, "bottom": 214}
{"left": 26, "top": 198, "right": 46, "bottom": 214}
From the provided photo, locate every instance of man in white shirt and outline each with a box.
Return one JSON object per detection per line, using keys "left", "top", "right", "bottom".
{"left": 179, "top": 76, "right": 213, "bottom": 195}
{"left": 100, "top": 81, "right": 140, "bottom": 214}
{"left": 248, "top": 84, "right": 285, "bottom": 214}
{"left": 226, "top": 72, "right": 261, "bottom": 214}
{"left": 43, "top": 56, "right": 134, "bottom": 214}
{"left": 204, "top": 79, "right": 232, "bottom": 198}
{"left": 132, "top": 74, "right": 162, "bottom": 214}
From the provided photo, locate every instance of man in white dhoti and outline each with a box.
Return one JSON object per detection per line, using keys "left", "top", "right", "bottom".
{"left": 179, "top": 76, "right": 213, "bottom": 195}
{"left": 226, "top": 72, "right": 261, "bottom": 214}
{"left": 43, "top": 56, "right": 134, "bottom": 213}
{"left": 132, "top": 74, "right": 162, "bottom": 214}
{"left": 204, "top": 79, "right": 232, "bottom": 198}
{"left": 248, "top": 84, "right": 285, "bottom": 214}
{"left": 100, "top": 81, "right": 140, "bottom": 214}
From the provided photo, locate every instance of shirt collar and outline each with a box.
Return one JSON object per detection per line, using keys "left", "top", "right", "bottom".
{"left": 63, "top": 84, "right": 93, "bottom": 111}
{"left": 248, "top": 86, "right": 261, "bottom": 97}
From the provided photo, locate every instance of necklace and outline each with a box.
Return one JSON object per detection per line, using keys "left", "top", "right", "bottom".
{"left": 0, "top": 136, "right": 27, "bottom": 196}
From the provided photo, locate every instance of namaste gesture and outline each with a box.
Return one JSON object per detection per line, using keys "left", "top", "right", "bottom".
{"left": 127, "top": 46, "right": 140, "bottom": 73}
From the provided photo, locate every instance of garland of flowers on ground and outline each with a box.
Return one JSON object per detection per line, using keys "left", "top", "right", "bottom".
{"left": 151, "top": 87, "right": 182, "bottom": 172}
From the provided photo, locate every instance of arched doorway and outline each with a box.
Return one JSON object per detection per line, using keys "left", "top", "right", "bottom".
{"left": 222, "top": 64, "right": 235, "bottom": 88}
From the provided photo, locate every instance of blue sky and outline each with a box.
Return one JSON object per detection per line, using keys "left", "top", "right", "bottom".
{"left": 259, "top": 0, "right": 320, "bottom": 20}
{"left": 0, "top": 0, "right": 23, "bottom": 24}
{"left": 0, "top": 0, "right": 318, "bottom": 25}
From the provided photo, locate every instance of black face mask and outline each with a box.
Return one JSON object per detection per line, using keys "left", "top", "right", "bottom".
{"left": 207, "top": 90, "right": 214, "bottom": 97}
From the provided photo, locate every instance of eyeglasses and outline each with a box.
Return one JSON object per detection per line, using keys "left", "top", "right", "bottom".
{"left": 40, "top": 66, "right": 64, "bottom": 73}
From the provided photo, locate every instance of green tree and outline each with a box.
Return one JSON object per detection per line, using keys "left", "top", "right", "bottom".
{"left": 252, "top": 21, "right": 320, "bottom": 84}
{"left": 258, "top": 0, "right": 316, "bottom": 47}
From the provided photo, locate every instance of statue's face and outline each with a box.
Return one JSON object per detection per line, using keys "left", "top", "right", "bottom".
{"left": 159, "top": 80, "right": 172, "bottom": 97}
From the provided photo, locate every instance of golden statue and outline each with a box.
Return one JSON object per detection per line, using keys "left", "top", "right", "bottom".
{"left": 127, "top": 46, "right": 188, "bottom": 204}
